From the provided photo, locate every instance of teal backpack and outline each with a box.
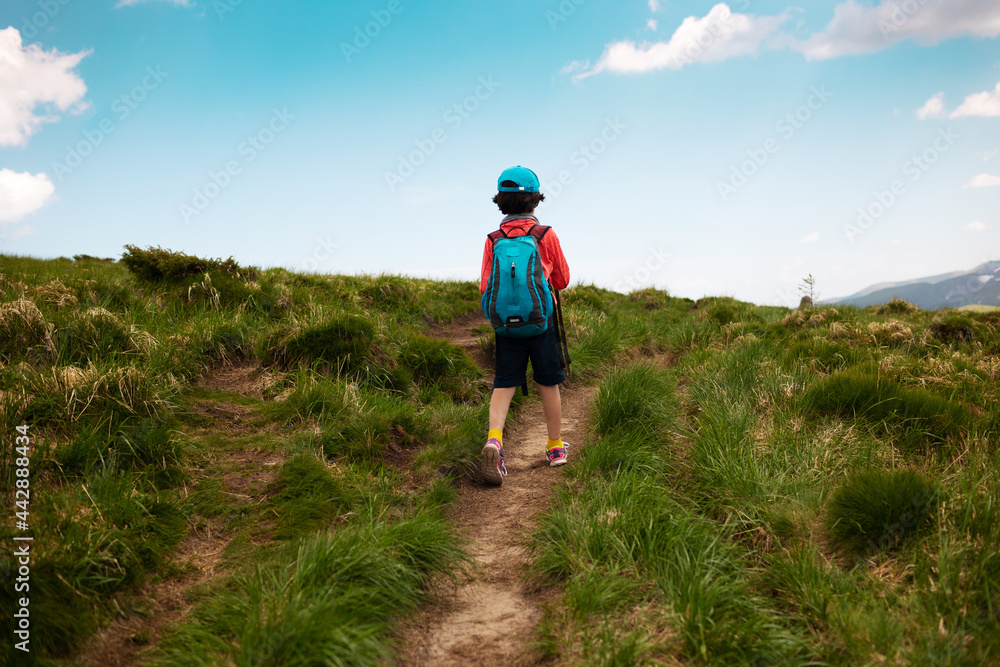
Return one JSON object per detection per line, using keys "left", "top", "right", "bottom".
{"left": 482, "top": 224, "right": 554, "bottom": 338}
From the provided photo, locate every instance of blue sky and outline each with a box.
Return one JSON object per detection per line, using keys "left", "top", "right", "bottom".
{"left": 1, "top": 0, "right": 998, "bottom": 306}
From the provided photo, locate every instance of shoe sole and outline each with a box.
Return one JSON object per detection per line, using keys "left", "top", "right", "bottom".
{"left": 482, "top": 444, "right": 503, "bottom": 485}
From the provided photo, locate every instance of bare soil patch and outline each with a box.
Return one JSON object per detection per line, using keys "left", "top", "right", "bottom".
{"left": 432, "top": 312, "right": 493, "bottom": 368}
{"left": 194, "top": 360, "right": 280, "bottom": 400}
{"left": 220, "top": 448, "right": 284, "bottom": 496}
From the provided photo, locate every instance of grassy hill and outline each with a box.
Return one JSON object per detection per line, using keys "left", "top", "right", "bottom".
{"left": 532, "top": 298, "right": 1000, "bottom": 664}
{"left": 1, "top": 250, "right": 998, "bottom": 665}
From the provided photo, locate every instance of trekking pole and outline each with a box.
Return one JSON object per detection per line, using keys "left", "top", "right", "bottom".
{"left": 553, "top": 289, "right": 571, "bottom": 377}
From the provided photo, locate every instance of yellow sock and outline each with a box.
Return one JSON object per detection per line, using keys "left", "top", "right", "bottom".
{"left": 488, "top": 428, "right": 503, "bottom": 445}
{"left": 547, "top": 437, "right": 563, "bottom": 450}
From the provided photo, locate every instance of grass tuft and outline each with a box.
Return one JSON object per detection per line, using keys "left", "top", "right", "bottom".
{"left": 398, "top": 333, "right": 482, "bottom": 400}
{"left": 825, "top": 468, "right": 940, "bottom": 558}
{"left": 280, "top": 313, "right": 376, "bottom": 372}
{"left": 320, "top": 391, "right": 424, "bottom": 465}
{"left": 929, "top": 312, "right": 977, "bottom": 345}
{"left": 267, "top": 454, "right": 361, "bottom": 539}
{"left": 0, "top": 298, "right": 54, "bottom": 363}
{"left": 592, "top": 364, "right": 677, "bottom": 439}
{"left": 121, "top": 244, "right": 253, "bottom": 283}
{"left": 803, "top": 371, "right": 971, "bottom": 448}
{"left": 875, "top": 298, "right": 920, "bottom": 316}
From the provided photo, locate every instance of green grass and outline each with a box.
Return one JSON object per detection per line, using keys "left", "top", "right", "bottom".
{"left": 148, "top": 509, "right": 465, "bottom": 666}
{"left": 825, "top": 469, "right": 940, "bottom": 558}
{"left": 530, "top": 295, "right": 1000, "bottom": 664}
{"left": 803, "top": 370, "right": 973, "bottom": 449}
{"left": 3, "top": 249, "right": 999, "bottom": 665}
{"left": 261, "top": 370, "right": 350, "bottom": 424}
{"left": 533, "top": 363, "right": 810, "bottom": 665}
{"left": 52, "top": 415, "right": 183, "bottom": 479}
{"left": 0, "top": 251, "right": 487, "bottom": 665}
{"left": 266, "top": 454, "right": 364, "bottom": 539}
{"left": 399, "top": 332, "right": 482, "bottom": 400}
{"left": 591, "top": 363, "right": 679, "bottom": 439}
{"left": 0, "top": 470, "right": 187, "bottom": 657}
{"left": 280, "top": 312, "right": 377, "bottom": 372}
{"left": 319, "top": 391, "right": 425, "bottom": 465}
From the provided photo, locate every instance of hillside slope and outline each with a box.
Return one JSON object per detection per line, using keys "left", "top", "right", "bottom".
{"left": 1, "top": 250, "right": 998, "bottom": 666}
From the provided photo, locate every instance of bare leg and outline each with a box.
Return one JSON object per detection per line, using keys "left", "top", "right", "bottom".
{"left": 489, "top": 387, "right": 518, "bottom": 433}
{"left": 536, "top": 384, "right": 562, "bottom": 441}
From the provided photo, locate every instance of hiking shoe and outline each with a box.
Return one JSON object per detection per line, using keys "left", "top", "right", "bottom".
{"left": 546, "top": 442, "right": 569, "bottom": 467}
{"left": 482, "top": 438, "right": 507, "bottom": 485}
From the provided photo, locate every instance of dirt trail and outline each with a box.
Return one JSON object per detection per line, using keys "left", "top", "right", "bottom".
{"left": 77, "top": 521, "right": 231, "bottom": 666}
{"left": 76, "top": 362, "right": 282, "bottom": 666}
{"left": 402, "top": 318, "right": 597, "bottom": 666}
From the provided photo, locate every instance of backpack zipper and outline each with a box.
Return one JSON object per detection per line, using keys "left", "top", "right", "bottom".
{"left": 510, "top": 261, "right": 518, "bottom": 306}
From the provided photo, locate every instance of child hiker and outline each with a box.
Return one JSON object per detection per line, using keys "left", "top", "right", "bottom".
{"left": 479, "top": 165, "right": 570, "bottom": 485}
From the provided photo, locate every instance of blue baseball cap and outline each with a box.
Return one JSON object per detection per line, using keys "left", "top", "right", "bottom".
{"left": 497, "top": 165, "right": 540, "bottom": 193}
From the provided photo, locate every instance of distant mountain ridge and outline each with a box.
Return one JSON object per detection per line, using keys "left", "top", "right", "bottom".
{"left": 825, "top": 261, "right": 1000, "bottom": 310}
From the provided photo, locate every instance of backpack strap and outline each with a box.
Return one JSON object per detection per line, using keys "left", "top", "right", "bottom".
{"left": 486, "top": 229, "right": 505, "bottom": 246}
{"left": 487, "top": 223, "right": 551, "bottom": 246}
{"left": 528, "top": 225, "right": 551, "bottom": 241}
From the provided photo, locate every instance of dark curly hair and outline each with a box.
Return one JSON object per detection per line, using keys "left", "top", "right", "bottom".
{"left": 492, "top": 181, "right": 545, "bottom": 215}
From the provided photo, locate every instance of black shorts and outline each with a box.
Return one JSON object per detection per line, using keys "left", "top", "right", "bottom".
{"left": 493, "top": 323, "right": 566, "bottom": 388}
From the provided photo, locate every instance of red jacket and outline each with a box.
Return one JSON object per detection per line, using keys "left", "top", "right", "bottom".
{"left": 479, "top": 217, "right": 570, "bottom": 294}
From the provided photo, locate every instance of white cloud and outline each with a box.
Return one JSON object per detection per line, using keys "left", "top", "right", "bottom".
{"left": 11, "top": 223, "right": 37, "bottom": 238}
{"left": 561, "top": 60, "right": 590, "bottom": 76}
{"left": 0, "top": 169, "right": 55, "bottom": 224}
{"left": 951, "top": 82, "right": 1000, "bottom": 118}
{"left": 916, "top": 92, "right": 946, "bottom": 119}
{"left": 963, "top": 173, "right": 1000, "bottom": 189}
{"left": 981, "top": 149, "right": 998, "bottom": 162}
{"left": 573, "top": 1, "right": 1000, "bottom": 80}
{"left": 965, "top": 220, "right": 990, "bottom": 231}
{"left": 918, "top": 84, "right": 1000, "bottom": 120}
{"left": 800, "top": 231, "right": 821, "bottom": 244}
{"left": 577, "top": 4, "right": 789, "bottom": 78}
{"left": 0, "top": 28, "right": 89, "bottom": 147}
{"left": 115, "top": 0, "right": 192, "bottom": 7}
{"left": 796, "top": 0, "right": 1000, "bottom": 60}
